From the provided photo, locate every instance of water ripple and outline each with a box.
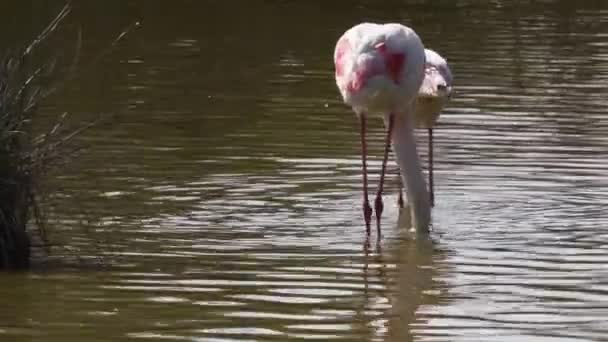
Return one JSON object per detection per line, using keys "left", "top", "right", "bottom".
{"left": 15, "top": 1, "right": 608, "bottom": 342}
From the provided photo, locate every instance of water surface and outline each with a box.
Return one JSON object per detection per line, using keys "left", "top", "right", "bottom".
{"left": 1, "top": 1, "right": 607, "bottom": 341}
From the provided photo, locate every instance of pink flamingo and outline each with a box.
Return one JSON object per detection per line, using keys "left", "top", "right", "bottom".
{"left": 334, "top": 23, "right": 430, "bottom": 236}
{"left": 399, "top": 49, "right": 454, "bottom": 208}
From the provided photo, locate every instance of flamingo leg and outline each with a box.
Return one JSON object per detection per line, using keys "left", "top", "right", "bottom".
{"left": 374, "top": 113, "right": 395, "bottom": 237}
{"left": 360, "top": 114, "right": 372, "bottom": 236}
{"left": 397, "top": 176, "right": 404, "bottom": 208}
{"left": 428, "top": 128, "right": 435, "bottom": 207}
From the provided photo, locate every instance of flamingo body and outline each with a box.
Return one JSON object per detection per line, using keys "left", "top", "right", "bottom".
{"left": 333, "top": 23, "right": 430, "bottom": 235}
{"left": 334, "top": 23, "right": 426, "bottom": 116}
{"left": 397, "top": 48, "right": 453, "bottom": 208}
{"left": 413, "top": 49, "right": 453, "bottom": 128}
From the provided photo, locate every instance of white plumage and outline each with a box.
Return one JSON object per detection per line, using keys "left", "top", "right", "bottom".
{"left": 399, "top": 48, "right": 453, "bottom": 208}
{"left": 334, "top": 23, "right": 431, "bottom": 236}
{"left": 414, "top": 49, "right": 453, "bottom": 128}
{"left": 334, "top": 23, "right": 426, "bottom": 116}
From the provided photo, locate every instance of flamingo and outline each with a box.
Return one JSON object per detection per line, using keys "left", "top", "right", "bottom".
{"left": 398, "top": 49, "right": 453, "bottom": 208}
{"left": 334, "top": 23, "right": 430, "bottom": 236}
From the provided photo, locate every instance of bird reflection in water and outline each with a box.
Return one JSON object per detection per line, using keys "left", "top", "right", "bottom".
{"left": 359, "top": 206, "right": 444, "bottom": 341}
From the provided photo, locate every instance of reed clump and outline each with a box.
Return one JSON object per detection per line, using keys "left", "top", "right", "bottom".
{"left": 0, "top": 3, "right": 136, "bottom": 269}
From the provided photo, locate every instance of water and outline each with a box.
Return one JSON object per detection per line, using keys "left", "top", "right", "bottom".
{"left": 1, "top": 1, "right": 607, "bottom": 341}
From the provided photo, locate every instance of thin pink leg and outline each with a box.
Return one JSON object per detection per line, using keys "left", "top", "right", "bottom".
{"left": 398, "top": 178, "right": 404, "bottom": 208}
{"left": 428, "top": 128, "right": 435, "bottom": 207}
{"left": 360, "top": 115, "right": 372, "bottom": 236}
{"left": 374, "top": 113, "right": 395, "bottom": 237}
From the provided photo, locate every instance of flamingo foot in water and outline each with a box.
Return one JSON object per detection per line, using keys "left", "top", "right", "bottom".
{"left": 374, "top": 195, "right": 384, "bottom": 237}
{"left": 359, "top": 114, "right": 373, "bottom": 236}
{"left": 363, "top": 200, "right": 372, "bottom": 235}
{"left": 398, "top": 186, "right": 404, "bottom": 208}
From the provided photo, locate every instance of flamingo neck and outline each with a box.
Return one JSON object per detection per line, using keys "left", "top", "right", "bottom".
{"left": 390, "top": 110, "right": 431, "bottom": 233}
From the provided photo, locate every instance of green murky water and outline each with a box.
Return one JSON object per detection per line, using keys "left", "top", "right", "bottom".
{"left": 1, "top": 1, "right": 607, "bottom": 341}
